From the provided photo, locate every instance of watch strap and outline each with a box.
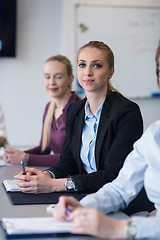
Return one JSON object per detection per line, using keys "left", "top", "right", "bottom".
{"left": 23, "top": 153, "right": 29, "bottom": 166}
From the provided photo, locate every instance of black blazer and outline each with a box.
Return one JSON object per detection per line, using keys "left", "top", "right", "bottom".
{"left": 49, "top": 90, "right": 143, "bottom": 194}
{"left": 49, "top": 91, "right": 143, "bottom": 193}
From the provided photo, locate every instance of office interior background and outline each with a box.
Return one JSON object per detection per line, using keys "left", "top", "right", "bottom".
{"left": 0, "top": 0, "right": 160, "bottom": 147}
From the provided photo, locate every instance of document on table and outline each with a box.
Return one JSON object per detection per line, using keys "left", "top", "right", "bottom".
{"left": 0, "top": 149, "right": 13, "bottom": 167}
{"left": 0, "top": 148, "right": 9, "bottom": 166}
{"left": 0, "top": 146, "right": 34, "bottom": 166}
{"left": 0, "top": 159, "right": 14, "bottom": 166}
{"left": 2, "top": 179, "right": 20, "bottom": 192}
{"left": 1, "top": 217, "right": 72, "bottom": 236}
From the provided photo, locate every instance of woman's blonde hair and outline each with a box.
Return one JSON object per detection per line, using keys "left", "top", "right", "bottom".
{"left": 77, "top": 41, "right": 120, "bottom": 93}
{"left": 41, "top": 55, "right": 73, "bottom": 152}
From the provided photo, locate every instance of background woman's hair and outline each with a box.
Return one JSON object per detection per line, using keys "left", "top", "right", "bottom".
{"left": 156, "top": 40, "right": 160, "bottom": 65}
{"left": 42, "top": 55, "right": 73, "bottom": 152}
{"left": 45, "top": 55, "right": 73, "bottom": 76}
{"left": 77, "top": 41, "right": 120, "bottom": 94}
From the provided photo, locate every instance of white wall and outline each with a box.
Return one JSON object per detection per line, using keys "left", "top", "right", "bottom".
{"left": 63, "top": 0, "right": 160, "bottom": 131}
{"left": 133, "top": 98, "right": 160, "bottom": 130}
{"left": 0, "top": 0, "right": 63, "bottom": 147}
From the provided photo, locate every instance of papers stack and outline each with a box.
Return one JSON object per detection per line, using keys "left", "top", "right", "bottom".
{"left": 3, "top": 179, "right": 20, "bottom": 192}
{"left": 0, "top": 148, "right": 14, "bottom": 166}
{"left": 1, "top": 217, "right": 72, "bottom": 237}
{"left": 0, "top": 160, "right": 13, "bottom": 167}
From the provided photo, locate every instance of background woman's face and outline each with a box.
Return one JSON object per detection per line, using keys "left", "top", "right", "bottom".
{"left": 43, "top": 61, "right": 72, "bottom": 99}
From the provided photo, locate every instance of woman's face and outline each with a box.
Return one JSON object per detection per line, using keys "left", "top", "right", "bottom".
{"left": 77, "top": 47, "right": 114, "bottom": 95}
{"left": 43, "top": 61, "right": 73, "bottom": 99}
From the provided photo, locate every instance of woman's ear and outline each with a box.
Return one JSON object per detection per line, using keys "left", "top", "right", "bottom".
{"left": 108, "top": 68, "right": 114, "bottom": 80}
{"left": 68, "top": 74, "right": 74, "bottom": 86}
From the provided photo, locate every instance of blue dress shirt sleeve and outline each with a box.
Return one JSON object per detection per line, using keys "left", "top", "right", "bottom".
{"left": 80, "top": 120, "right": 160, "bottom": 238}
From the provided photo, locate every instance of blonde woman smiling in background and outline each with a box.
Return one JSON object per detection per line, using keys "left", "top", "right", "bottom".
{"left": 4, "top": 55, "right": 80, "bottom": 166}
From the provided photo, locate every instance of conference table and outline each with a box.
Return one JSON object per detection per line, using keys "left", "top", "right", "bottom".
{"left": 0, "top": 163, "right": 149, "bottom": 240}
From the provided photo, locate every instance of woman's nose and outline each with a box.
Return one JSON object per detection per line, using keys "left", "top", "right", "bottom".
{"left": 50, "top": 76, "right": 56, "bottom": 84}
{"left": 84, "top": 66, "right": 93, "bottom": 76}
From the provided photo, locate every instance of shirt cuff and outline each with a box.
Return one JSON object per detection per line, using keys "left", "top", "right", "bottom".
{"left": 131, "top": 215, "right": 160, "bottom": 238}
{"left": 43, "top": 170, "right": 56, "bottom": 179}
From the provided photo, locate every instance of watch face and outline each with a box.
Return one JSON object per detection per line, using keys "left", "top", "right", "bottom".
{"left": 129, "top": 225, "right": 136, "bottom": 236}
{"left": 66, "top": 179, "right": 74, "bottom": 189}
{"left": 127, "top": 221, "right": 136, "bottom": 238}
{"left": 65, "top": 176, "right": 78, "bottom": 192}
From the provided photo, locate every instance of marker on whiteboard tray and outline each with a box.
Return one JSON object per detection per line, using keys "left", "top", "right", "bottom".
{"left": 151, "top": 92, "right": 160, "bottom": 97}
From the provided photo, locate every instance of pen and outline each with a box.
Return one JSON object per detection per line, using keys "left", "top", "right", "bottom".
{"left": 21, "top": 160, "right": 26, "bottom": 175}
{"left": 66, "top": 207, "right": 71, "bottom": 216}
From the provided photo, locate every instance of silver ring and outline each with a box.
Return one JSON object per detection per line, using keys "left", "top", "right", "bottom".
{"left": 80, "top": 214, "right": 86, "bottom": 221}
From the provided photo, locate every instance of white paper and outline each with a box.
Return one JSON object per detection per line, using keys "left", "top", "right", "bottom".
{"left": 0, "top": 147, "right": 5, "bottom": 156}
{"left": 2, "top": 217, "right": 72, "bottom": 235}
{"left": 3, "top": 179, "right": 20, "bottom": 192}
{"left": 0, "top": 148, "right": 14, "bottom": 166}
{"left": 0, "top": 159, "right": 14, "bottom": 166}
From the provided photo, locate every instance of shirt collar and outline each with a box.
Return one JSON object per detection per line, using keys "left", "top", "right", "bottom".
{"left": 84, "top": 99, "right": 105, "bottom": 120}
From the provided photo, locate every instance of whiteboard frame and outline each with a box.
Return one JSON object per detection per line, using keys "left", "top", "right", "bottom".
{"left": 62, "top": 0, "right": 160, "bottom": 91}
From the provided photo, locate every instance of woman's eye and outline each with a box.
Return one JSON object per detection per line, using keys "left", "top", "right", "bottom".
{"left": 78, "top": 63, "right": 86, "bottom": 68}
{"left": 93, "top": 64, "right": 102, "bottom": 68}
{"left": 44, "top": 75, "right": 50, "bottom": 80}
{"left": 55, "top": 76, "right": 62, "bottom": 80}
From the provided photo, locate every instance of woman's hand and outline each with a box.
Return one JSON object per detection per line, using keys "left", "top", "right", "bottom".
{"left": 4, "top": 147, "right": 25, "bottom": 164}
{"left": 14, "top": 168, "right": 65, "bottom": 194}
{"left": 53, "top": 196, "right": 83, "bottom": 221}
{"left": 69, "top": 207, "right": 128, "bottom": 239}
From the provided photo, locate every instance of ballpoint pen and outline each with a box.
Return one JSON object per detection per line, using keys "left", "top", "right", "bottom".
{"left": 66, "top": 207, "right": 71, "bottom": 216}
{"left": 21, "top": 160, "right": 26, "bottom": 175}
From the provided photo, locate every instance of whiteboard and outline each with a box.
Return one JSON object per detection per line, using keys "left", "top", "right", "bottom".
{"left": 75, "top": 5, "right": 160, "bottom": 98}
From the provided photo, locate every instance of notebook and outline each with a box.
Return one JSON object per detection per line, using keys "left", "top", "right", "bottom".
{"left": 1, "top": 217, "right": 73, "bottom": 238}
{"left": 3, "top": 179, "right": 20, "bottom": 192}
{"left": 2, "top": 180, "right": 86, "bottom": 205}
{"left": 0, "top": 148, "right": 13, "bottom": 166}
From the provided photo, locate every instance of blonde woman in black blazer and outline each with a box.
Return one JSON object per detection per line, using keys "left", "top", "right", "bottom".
{"left": 51, "top": 89, "right": 142, "bottom": 193}
{"left": 15, "top": 41, "right": 153, "bottom": 214}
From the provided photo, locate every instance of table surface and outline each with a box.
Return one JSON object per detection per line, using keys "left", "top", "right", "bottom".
{"left": 0, "top": 164, "right": 129, "bottom": 240}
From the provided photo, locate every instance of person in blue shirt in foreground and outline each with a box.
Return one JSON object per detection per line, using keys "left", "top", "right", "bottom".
{"left": 53, "top": 41, "right": 160, "bottom": 239}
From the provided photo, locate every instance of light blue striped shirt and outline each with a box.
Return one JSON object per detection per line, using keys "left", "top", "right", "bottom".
{"left": 80, "top": 100, "right": 104, "bottom": 173}
{"left": 81, "top": 120, "right": 160, "bottom": 239}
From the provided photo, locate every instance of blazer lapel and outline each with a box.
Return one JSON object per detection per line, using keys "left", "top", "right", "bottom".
{"left": 74, "top": 109, "right": 85, "bottom": 153}
{"left": 95, "top": 94, "right": 113, "bottom": 167}
{"left": 72, "top": 104, "right": 85, "bottom": 170}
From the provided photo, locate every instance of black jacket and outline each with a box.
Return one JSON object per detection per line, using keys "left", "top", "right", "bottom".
{"left": 49, "top": 90, "right": 143, "bottom": 194}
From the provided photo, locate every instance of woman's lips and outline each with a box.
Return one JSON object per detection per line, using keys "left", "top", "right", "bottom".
{"left": 83, "top": 79, "right": 95, "bottom": 84}
{"left": 49, "top": 88, "right": 58, "bottom": 92}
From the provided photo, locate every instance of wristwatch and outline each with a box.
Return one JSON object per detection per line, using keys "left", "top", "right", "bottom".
{"left": 65, "top": 175, "right": 78, "bottom": 192}
{"left": 23, "top": 153, "right": 29, "bottom": 166}
{"left": 125, "top": 221, "right": 136, "bottom": 239}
